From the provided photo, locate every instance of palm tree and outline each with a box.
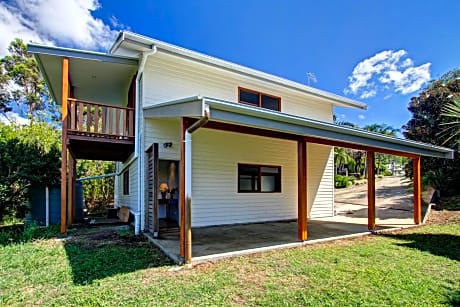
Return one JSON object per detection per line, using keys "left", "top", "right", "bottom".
{"left": 334, "top": 147, "right": 352, "bottom": 175}
{"left": 440, "top": 98, "right": 460, "bottom": 145}
{"left": 363, "top": 124, "right": 400, "bottom": 175}
{"left": 363, "top": 123, "right": 400, "bottom": 136}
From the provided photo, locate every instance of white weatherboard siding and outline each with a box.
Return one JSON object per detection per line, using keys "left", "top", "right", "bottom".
{"left": 191, "top": 128, "right": 298, "bottom": 227}
{"left": 307, "top": 143, "right": 334, "bottom": 218}
{"left": 140, "top": 119, "right": 334, "bottom": 227}
{"left": 144, "top": 118, "right": 181, "bottom": 159}
{"left": 143, "top": 53, "right": 333, "bottom": 121}
{"left": 117, "top": 161, "right": 138, "bottom": 213}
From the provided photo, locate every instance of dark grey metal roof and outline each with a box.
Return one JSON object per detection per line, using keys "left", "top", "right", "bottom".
{"left": 144, "top": 96, "right": 454, "bottom": 159}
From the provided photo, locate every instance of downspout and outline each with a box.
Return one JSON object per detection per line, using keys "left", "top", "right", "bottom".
{"left": 135, "top": 46, "right": 157, "bottom": 235}
{"left": 185, "top": 105, "right": 210, "bottom": 198}
{"left": 183, "top": 102, "right": 210, "bottom": 264}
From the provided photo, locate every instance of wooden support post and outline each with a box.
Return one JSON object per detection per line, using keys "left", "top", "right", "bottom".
{"left": 297, "top": 139, "right": 307, "bottom": 241}
{"left": 413, "top": 156, "right": 422, "bottom": 224}
{"left": 67, "top": 152, "right": 74, "bottom": 226}
{"left": 367, "top": 151, "right": 376, "bottom": 230}
{"left": 179, "top": 118, "right": 186, "bottom": 258}
{"left": 72, "top": 155, "right": 77, "bottom": 223}
{"left": 153, "top": 143, "right": 159, "bottom": 235}
{"left": 60, "top": 57, "right": 69, "bottom": 234}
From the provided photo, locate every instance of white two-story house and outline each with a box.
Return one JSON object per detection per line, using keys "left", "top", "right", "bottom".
{"left": 29, "top": 31, "right": 453, "bottom": 263}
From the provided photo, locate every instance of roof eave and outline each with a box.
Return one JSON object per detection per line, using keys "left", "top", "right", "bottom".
{"left": 28, "top": 44, "right": 139, "bottom": 66}
{"left": 143, "top": 96, "right": 454, "bottom": 159}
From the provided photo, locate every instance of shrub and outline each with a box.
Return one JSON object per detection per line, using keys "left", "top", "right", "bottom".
{"left": 383, "top": 170, "right": 393, "bottom": 176}
{"left": 335, "top": 174, "right": 350, "bottom": 188}
{"left": 0, "top": 122, "right": 60, "bottom": 222}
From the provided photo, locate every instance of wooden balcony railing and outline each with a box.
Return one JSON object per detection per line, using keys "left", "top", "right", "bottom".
{"left": 67, "top": 98, "right": 135, "bottom": 140}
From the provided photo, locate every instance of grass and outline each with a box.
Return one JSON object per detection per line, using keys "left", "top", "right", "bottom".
{"left": 0, "top": 224, "right": 458, "bottom": 306}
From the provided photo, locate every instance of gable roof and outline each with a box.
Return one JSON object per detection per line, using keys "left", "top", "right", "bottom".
{"left": 110, "top": 31, "right": 367, "bottom": 110}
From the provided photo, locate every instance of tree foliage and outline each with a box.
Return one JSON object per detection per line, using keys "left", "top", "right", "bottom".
{"left": 403, "top": 70, "right": 460, "bottom": 194}
{"left": 0, "top": 39, "right": 48, "bottom": 117}
{"left": 0, "top": 122, "right": 60, "bottom": 221}
{"left": 77, "top": 160, "right": 115, "bottom": 214}
{"left": 440, "top": 98, "right": 460, "bottom": 144}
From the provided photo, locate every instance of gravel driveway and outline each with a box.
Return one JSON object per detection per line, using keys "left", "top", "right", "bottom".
{"left": 334, "top": 176, "right": 415, "bottom": 220}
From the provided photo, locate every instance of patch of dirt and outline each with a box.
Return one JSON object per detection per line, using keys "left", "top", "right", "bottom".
{"left": 426, "top": 196, "right": 460, "bottom": 225}
{"left": 65, "top": 226, "right": 150, "bottom": 247}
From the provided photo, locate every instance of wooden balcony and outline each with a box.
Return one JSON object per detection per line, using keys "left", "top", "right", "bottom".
{"left": 66, "top": 99, "right": 135, "bottom": 161}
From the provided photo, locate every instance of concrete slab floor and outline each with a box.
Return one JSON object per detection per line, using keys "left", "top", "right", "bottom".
{"left": 144, "top": 218, "right": 411, "bottom": 264}
{"left": 144, "top": 177, "right": 420, "bottom": 264}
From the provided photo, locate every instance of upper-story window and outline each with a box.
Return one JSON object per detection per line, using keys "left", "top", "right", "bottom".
{"left": 238, "top": 87, "right": 281, "bottom": 111}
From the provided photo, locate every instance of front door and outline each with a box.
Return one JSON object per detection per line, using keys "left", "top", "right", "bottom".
{"left": 157, "top": 160, "right": 180, "bottom": 229}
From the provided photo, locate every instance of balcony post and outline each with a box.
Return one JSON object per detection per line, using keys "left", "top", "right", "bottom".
{"left": 61, "top": 57, "right": 69, "bottom": 233}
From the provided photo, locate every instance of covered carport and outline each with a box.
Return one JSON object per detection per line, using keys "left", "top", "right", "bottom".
{"left": 144, "top": 96, "right": 454, "bottom": 264}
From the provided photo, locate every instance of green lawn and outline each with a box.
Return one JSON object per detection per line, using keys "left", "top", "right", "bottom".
{"left": 0, "top": 224, "right": 458, "bottom": 306}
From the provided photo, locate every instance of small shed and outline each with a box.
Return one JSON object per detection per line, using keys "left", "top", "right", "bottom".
{"left": 27, "top": 182, "right": 84, "bottom": 226}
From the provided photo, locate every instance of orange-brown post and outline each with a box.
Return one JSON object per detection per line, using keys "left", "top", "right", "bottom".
{"left": 179, "top": 118, "right": 186, "bottom": 258}
{"left": 60, "top": 57, "right": 69, "bottom": 233}
{"left": 72, "top": 155, "right": 77, "bottom": 223}
{"left": 413, "top": 156, "right": 422, "bottom": 224}
{"left": 67, "top": 152, "right": 74, "bottom": 226}
{"left": 61, "top": 58, "right": 69, "bottom": 233}
{"left": 367, "top": 151, "right": 376, "bottom": 230}
{"left": 297, "top": 139, "right": 307, "bottom": 241}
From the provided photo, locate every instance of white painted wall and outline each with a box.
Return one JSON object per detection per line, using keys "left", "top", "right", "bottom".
{"left": 143, "top": 52, "right": 333, "bottom": 121}
{"left": 138, "top": 51, "right": 336, "bottom": 226}
{"left": 308, "top": 144, "right": 335, "bottom": 218}
{"left": 140, "top": 121, "right": 335, "bottom": 227}
{"left": 144, "top": 118, "right": 181, "bottom": 159}
{"left": 116, "top": 161, "right": 138, "bottom": 213}
{"left": 191, "top": 128, "right": 298, "bottom": 227}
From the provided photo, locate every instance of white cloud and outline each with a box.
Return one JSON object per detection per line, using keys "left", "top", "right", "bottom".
{"left": 0, "top": 0, "right": 121, "bottom": 56}
{"left": 358, "top": 114, "right": 365, "bottom": 120}
{"left": 0, "top": 112, "right": 29, "bottom": 125}
{"left": 345, "top": 50, "right": 431, "bottom": 99}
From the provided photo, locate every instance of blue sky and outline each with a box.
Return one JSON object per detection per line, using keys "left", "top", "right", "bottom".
{"left": 1, "top": 0, "right": 459, "bottom": 130}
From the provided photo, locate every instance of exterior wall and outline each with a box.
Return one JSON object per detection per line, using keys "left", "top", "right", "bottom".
{"left": 191, "top": 128, "right": 298, "bottom": 227}
{"left": 143, "top": 52, "right": 333, "bottom": 122}
{"left": 140, "top": 51, "right": 337, "bottom": 227}
{"left": 140, "top": 120, "right": 335, "bottom": 226}
{"left": 144, "top": 118, "right": 181, "bottom": 159}
{"left": 307, "top": 143, "right": 334, "bottom": 218}
{"left": 116, "top": 160, "right": 138, "bottom": 213}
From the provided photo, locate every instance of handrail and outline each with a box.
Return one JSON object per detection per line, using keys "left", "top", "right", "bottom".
{"left": 67, "top": 98, "right": 135, "bottom": 110}
{"left": 67, "top": 99, "right": 135, "bottom": 139}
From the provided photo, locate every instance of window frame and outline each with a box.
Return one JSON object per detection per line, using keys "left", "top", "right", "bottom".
{"left": 237, "top": 163, "right": 282, "bottom": 193}
{"left": 238, "top": 87, "right": 281, "bottom": 111}
{"left": 123, "top": 170, "right": 129, "bottom": 195}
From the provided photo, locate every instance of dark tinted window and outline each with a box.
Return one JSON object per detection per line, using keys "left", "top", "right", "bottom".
{"left": 239, "top": 90, "right": 259, "bottom": 106}
{"left": 123, "top": 170, "right": 129, "bottom": 195}
{"left": 261, "top": 95, "right": 280, "bottom": 111}
{"left": 238, "top": 88, "right": 281, "bottom": 111}
{"left": 238, "top": 164, "right": 281, "bottom": 193}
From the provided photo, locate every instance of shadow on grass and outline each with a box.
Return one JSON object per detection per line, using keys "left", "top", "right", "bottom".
{"left": 63, "top": 229, "right": 173, "bottom": 285}
{"left": 446, "top": 288, "right": 460, "bottom": 306}
{"left": 382, "top": 232, "right": 460, "bottom": 262}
